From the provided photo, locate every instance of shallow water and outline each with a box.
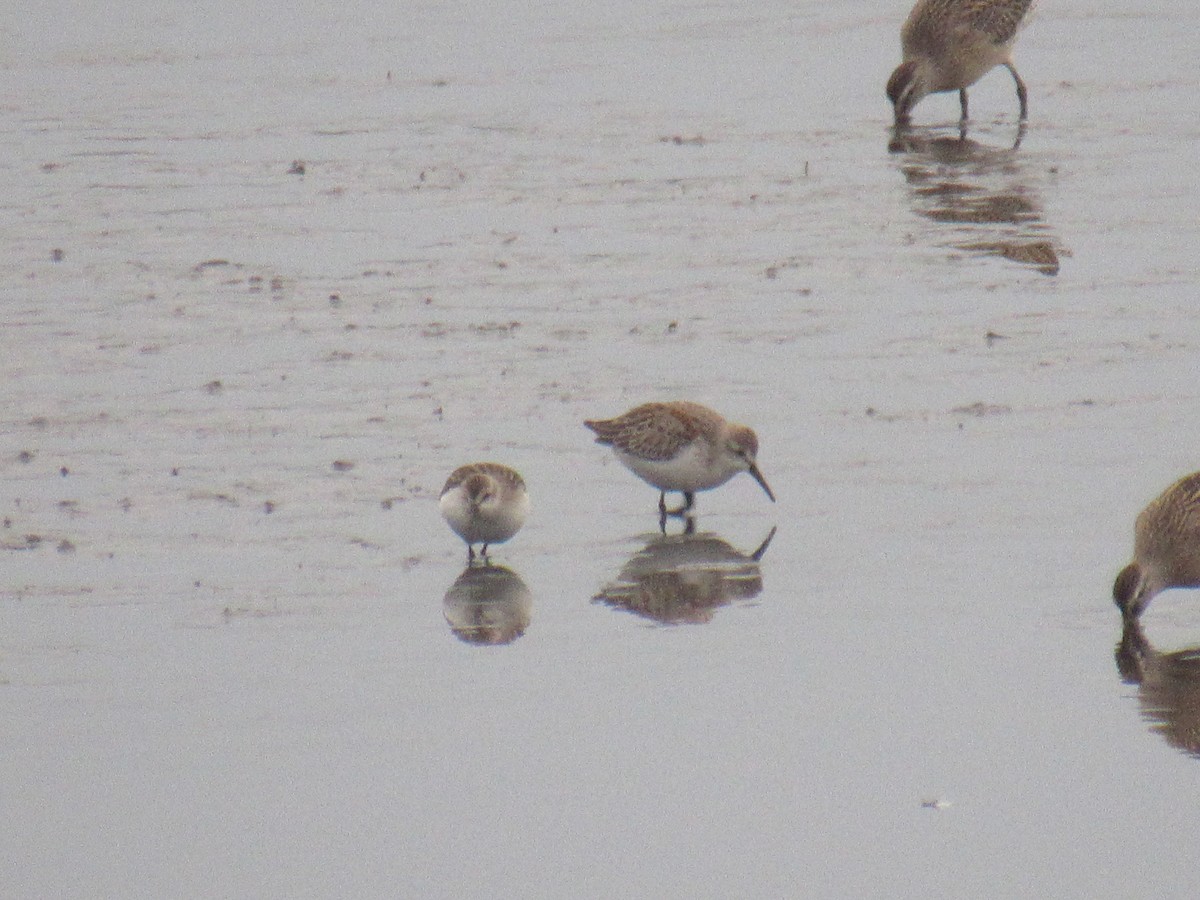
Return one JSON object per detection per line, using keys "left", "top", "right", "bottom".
{"left": 3, "top": 0, "right": 1200, "bottom": 897}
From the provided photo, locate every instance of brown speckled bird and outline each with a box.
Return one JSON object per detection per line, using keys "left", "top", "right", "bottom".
{"left": 585, "top": 401, "right": 774, "bottom": 525}
{"left": 887, "top": 0, "right": 1035, "bottom": 124}
{"left": 439, "top": 462, "right": 529, "bottom": 562}
{"left": 1114, "top": 471, "right": 1200, "bottom": 620}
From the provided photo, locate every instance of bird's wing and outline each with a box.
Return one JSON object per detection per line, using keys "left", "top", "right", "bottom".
{"left": 966, "top": 0, "right": 1035, "bottom": 45}
{"left": 441, "top": 462, "right": 522, "bottom": 497}
{"left": 586, "top": 403, "right": 699, "bottom": 461}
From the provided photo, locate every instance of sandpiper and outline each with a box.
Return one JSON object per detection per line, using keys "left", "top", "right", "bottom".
{"left": 886, "top": 0, "right": 1035, "bottom": 125}
{"left": 584, "top": 401, "right": 775, "bottom": 526}
{"left": 439, "top": 462, "right": 529, "bottom": 562}
{"left": 1114, "top": 471, "right": 1200, "bottom": 620}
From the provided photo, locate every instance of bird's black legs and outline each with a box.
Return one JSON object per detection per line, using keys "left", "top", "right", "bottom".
{"left": 658, "top": 491, "right": 698, "bottom": 532}
{"left": 959, "top": 65, "right": 1026, "bottom": 135}
{"left": 659, "top": 492, "right": 696, "bottom": 517}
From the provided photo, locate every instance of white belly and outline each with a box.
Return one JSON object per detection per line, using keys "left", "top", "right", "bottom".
{"left": 439, "top": 487, "right": 529, "bottom": 544}
{"left": 615, "top": 442, "right": 740, "bottom": 493}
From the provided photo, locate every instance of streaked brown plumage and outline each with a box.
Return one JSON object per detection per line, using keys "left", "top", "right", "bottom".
{"left": 1114, "top": 471, "right": 1200, "bottom": 620}
{"left": 584, "top": 401, "right": 774, "bottom": 526}
{"left": 439, "top": 462, "right": 529, "bottom": 562}
{"left": 887, "top": 0, "right": 1035, "bottom": 125}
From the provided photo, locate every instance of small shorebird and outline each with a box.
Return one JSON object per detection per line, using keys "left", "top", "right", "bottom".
{"left": 1114, "top": 471, "right": 1200, "bottom": 620}
{"left": 584, "top": 401, "right": 775, "bottom": 526}
{"left": 439, "top": 462, "right": 529, "bottom": 562}
{"left": 886, "top": 0, "right": 1035, "bottom": 125}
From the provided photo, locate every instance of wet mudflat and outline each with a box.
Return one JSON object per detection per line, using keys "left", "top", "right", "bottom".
{"left": 3, "top": 0, "right": 1200, "bottom": 897}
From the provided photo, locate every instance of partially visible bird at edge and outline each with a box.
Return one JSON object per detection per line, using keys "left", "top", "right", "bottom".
{"left": 886, "top": 0, "right": 1035, "bottom": 126}
{"left": 1114, "top": 471, "right": 1200, "bottom": 621}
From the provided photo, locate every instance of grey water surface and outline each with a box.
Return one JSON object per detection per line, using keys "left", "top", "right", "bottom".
{"left": 3, "top": 1, "right": 1200, "bottom": 897}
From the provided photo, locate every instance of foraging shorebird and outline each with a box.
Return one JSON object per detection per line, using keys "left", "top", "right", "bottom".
{"left": 886, "top": 0, "right": 1035, "bottom": 125}
{"left": 585, "top": 401, "right": 775, "bottom": 527}
{"left": 1114, "top": 471, "right": 1200, "bottom": 620}
{"left": 439, "top": 462, "right": 529, "bottom": 562}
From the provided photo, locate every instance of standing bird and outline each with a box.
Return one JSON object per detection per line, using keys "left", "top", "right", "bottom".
{"left": 439, "top": 462, "right": 529, "bottom": 562}
{"left": 886, "top": 0, "right": 1035, "bottom": 125}
{"left": 1114, "top": 471, "right": 1200, "bottom": 620}
{"left": 584, "top": 401, "right": 775, "bottom": 527}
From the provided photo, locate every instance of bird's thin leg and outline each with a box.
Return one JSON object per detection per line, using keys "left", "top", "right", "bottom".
{"left": 959, "top": 88, "right": 969, "bottom": 123}
{"left": 658, "top": 492, "right": 668, "bottom": 516}
{"left": 1005, "top": 62, "right": 1028, "bottom": 121}
{"left": 481, "top": 542, "right": 490, "bottom": 560}
{"left": 468, "top": 545, "right": 476, "bottom": 564}
{"left": 664, "top": 491, "right": 696, "bottom": 517}
{"left": 680, "top": 492, "right": 697, "bottom": 534}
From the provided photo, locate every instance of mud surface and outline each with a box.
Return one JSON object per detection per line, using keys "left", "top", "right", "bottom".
{"left": 3, "top": 1, "right": 1200, "bottom": 896}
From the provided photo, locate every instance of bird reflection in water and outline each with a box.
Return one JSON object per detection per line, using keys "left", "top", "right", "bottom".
{"left": 593, "top": 527, "right": 776, "bottom": 625}
{"left": 1116, "top": 619, "right": 1200, "bottom": 759}
{"left": 888, "top": 127, "right": 1061, "bottom": 275}
{"left": 442, "top": 564, "right": 532, "bottom": 645}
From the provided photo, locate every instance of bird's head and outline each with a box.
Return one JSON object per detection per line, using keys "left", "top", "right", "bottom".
{"left": 1113, "top": 562, "right": 1157, "bottom": 621}
{"left": 464, "top": 473, "right": 498, "bottom": 510}
{"left": 886, "top": 59, "right": 928, "bottom": 125}
{"left": 726, "top": 426, "right": 775, "bottom": 503}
